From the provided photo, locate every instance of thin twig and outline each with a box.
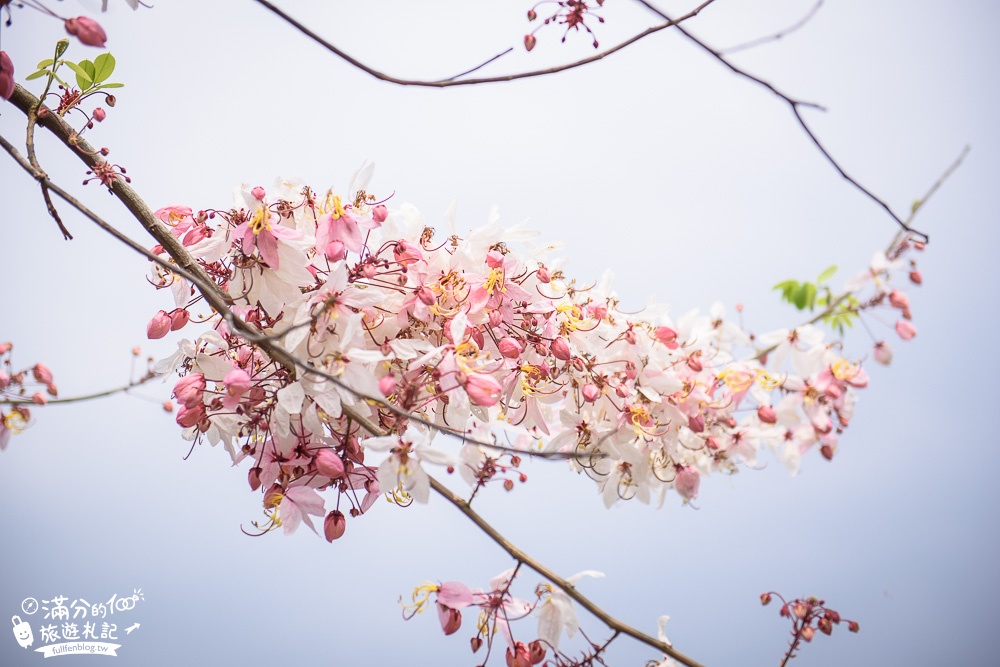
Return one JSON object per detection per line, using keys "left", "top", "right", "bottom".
{"left": 631, "top": 0, "right": 928, "bottom": 243}
{"left": 719, "top": 0, "right": 824, "bottom": 55}
{"left": 0, "top": 376, "right": 157, "bottom": 406}
{"left": 252, "top": 0, "right": 717, "bottom": 87}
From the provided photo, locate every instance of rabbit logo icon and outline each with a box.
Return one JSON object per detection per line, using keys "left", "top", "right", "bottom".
{"left": 11, "top": 615, "right": 33, "bottom": 649}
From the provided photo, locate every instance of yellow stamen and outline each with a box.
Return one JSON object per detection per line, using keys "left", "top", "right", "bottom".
{"left": 249, "top": 205, "right": 272, "bottom": 235}
{"left": 482, "top": 268, "right": 506, "bottom": 296}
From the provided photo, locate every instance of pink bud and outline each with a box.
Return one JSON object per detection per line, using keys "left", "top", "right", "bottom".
{"left": 873, "top": 341, "right": 893, "bottom": 365}
{"left": 675, "top": 465, "right": 700, "bottom": 500}
{"left": 498, "top": 337, "right": 522, "bottom": 359}
{"left": 527, "top": 9, "right": 538, "bottom": 20}
{"left": 92, "top": 107, "right": 107, "bottom": 122}
{"left": 507, "top": 642, "right": 532, "bottom": 667}
{"left": 486, "top": 249, "right": 505, "bottom": 269}
{"left": 849, "top": 621, "right": 860, "bottom": 633}
{"left": 46, "top": 383, "right": 58, "bottom": 397}
{"left": 173, "top": 373, "right": 206, "bottom": 409}
{"left": 888, "top": 290, "right": 909, "bottom": 310}
{"left": 361, "top": 262, "right": 377, "bottom": 279}
{"left": 324, "top": 240, "right": 347, "bottom": 262}
{"left": 550, "top": 336, "right": 571, "bottom": 361}
{"left": 801, "top": 625, "right": 815, "bottom": 642}
{"left": 371, "top": 204, "right": 388, "bottom": 224}
{"left": 625, "top": 361, "right": 637, "bottom": 380}
{"left": 324, "top": 510, "right": 347, "bottom": 542}
{"left": 65, "top": 16, "right": 108, "bottom": 47}
{"left": 437, "top": 603, "right": 462, "bottom": 636}
{"left": 315, "top": 449, "right": 345, "bottom": 479}
{"left": 168, "top": 308, "right": 190, "bottom": 331}
{"left": 378, "top": 374, "right": 397, "bottom": 396}
{"left": 686, "top": 355, "right": 703, "bottom": 373}
{"left": 466, "top": 373, "right": 503, "bottom": 407}
{"left": 581, "top": 383, "right": 601, "bottom": 403}
{"left": 31, "top": 391, "right": 48, "bottom": 406}
{"left": 536, "top": 265, "right": 550, "bottom": 283}
{"left": 416, "top": 286, "right": 436, "bottom": 306}
{"left": 32, "top": 363, "right": 54, "bottom": 385}
{"left": 393, "top": 240, "right": 423, "bottom": 266}
{"left": 162, "top": 400, "right": 174, "bottom": 413}
{"left": 757, "top": 405, "right": 777, "bottom": 424}
{"left": 251, "top": 186, "right": 266, "bottom": 201}
{"left": 615, "top": 383, "right": 629, "bottom": 398}
{"left": 0, "top": 342, "right": 11, "bottom": 354}
{"left": 688, "top": 414, "right": 705, "bottom": 433}
{"left": 528, "top": 641, "right": 546, "bottom": 665}
{"left": 222, "top": 368, "right": 252, "bottom": 408}
{"left": 0, "top": 371, "right": 9, "bottom": 389}
{"left": 0, "top": 51, "right": 13, "bottom": 101}
{"left": 588, "top": 303, "right": 607, "bottom": 320}
{"left": 909, "top": 270, "right": 922, "bottom": 285}
{"left": 488, "top": 310, "right": 503, "bottom": 328}
{"left": 654, "top": 326, "right": 679, "bottom": 349}
{"left": 146, "top": 310, "right": 172, "bottom": 339}
{"left": 175, "top": 403, "right": 205, "bottom": 428}
{"left": 760, "top": 593, "right": 772, "bottom": 606}
{"left": 895, "top": 320, "right": 917, "bottom": 341}
{"left": 524, "top": 34, "right": 537, "bottom": 52}
{"left": 248, "top": 467, "right": 262, "bottom": 491}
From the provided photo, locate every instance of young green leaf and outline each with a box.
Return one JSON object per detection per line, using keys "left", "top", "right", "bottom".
{"left": 96, "top": 82, "right": 125, "bottom": 89}
{"left": 816, "top": 264, "right": 838, "bottom": 284}
{"left": 36, "top": 59, "right": 55, "bottom": 69}
{"left": 25, "top": 70, "right": 49, "bottom": 81}
{"left": 63, "top": 61, "right": 93, "bottom": 88}
{"left": 92, "top": 53, "right": 116, "bottom": 84}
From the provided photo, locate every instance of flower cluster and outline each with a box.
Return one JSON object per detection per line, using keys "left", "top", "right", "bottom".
{"left": 761, "top": 592, "right": 859, "bottom": 663}
{"left": 404, "top": 567, "right": 605, "bottom": 666}
{"left": 0, "top": 342, "right": 58, "bottom": 449}
{"left": 147, "top": 170, "right": 922, "bottom": 541}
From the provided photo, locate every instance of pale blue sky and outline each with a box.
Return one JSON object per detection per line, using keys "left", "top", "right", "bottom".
{"left": 2, "top": 1, "right": 998, "bottom": 665}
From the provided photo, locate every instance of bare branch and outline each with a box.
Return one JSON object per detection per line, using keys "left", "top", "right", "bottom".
{"left": 719, "top": 0, "right": 824, "bottom": 55}
{"left": 632, "top": 0, "right": 928, "bottom": 243}
{"left": 251, "top": 0, "right": 717, "bottom": 87}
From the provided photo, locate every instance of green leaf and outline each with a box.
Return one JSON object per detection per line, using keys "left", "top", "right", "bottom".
{"left": 55, "top": 39, "right": 70, "bottom": 59}
{"left": 793, "top": 282, "right": 817, "bottom": 310}
{"left": 64, "top": 61, "right": 93, "bottom": 88}
{"left": 95, "top": 82, "right": 124, "bottom": 89}
{"left": 92, "top": 53, "right": 116, "bottom": 83}
{"left": 25, "top": 70, "right": 49, "bottom": 81}
{"left": 816, "top": 264, "right": 838, "bottom": 284}
{"left": 36, "top": 59, "right": 55, "bottom": 69}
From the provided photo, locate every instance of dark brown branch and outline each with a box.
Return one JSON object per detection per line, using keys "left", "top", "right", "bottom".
{"left": 251, "top": 0, "right": 717, "bottom": 87}
{"left": 719, "top": 0, "right": 824, "bottom": 55}
{"left": 632, "top": 0, "right": 928, "bottom": 243}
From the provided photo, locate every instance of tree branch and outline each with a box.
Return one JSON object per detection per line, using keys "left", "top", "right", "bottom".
{"left": 631, "top": 0, "right": 928, "bottom": 243}
{"left": 718, "top": 0, "right": 824, "bottom": 55}
{"left": 251, "top": 0, "right": 717, "bottom": 87}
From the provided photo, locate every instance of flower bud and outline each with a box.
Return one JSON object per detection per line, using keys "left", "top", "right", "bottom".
{"left": 146, "top": 310, "right": 172, "bottom": 339}
{"left": 528, "top": 641, "right": 546, "bottom": 664}
{"left": 688, "top": 414, "right": 705, "bottom": 433}
{"left": 801, "top": 626, "right": 815, "bottom": 642}
{"left": 371, "top": 204, "right": 388, "bottom": 224}
{"left": 105, "top": 94, "right": 116, "bottom": 107}
{"left": 895, "top": 320, "right": 917, "bottom": 341}
{"left": 46, "top": 383, "right": 58, "bottom": 397}
{"left": 615, "top": 383, "right": 629, "bottom": 398}
{"left": 316, "top": 449, "right": 345, "bottom": 479}
{"left": 581, "top": 383, "right": 600, "bottom": 403}
{"left": 909, "top": 270, "right": 922, "bottom": 285}
{"left": 848, "top": 621, "right": 860, "bottom": 633}
{"left": 686, "top": 354, "right": 703, "bottom": 373}
{"left": 757, "top": 405, "right": 777, "bottom": 424}
{"left": 175, "top": 403, "right": 206, "bottom": 428}
{"left": 393, "top": 240, "right": 423, "bottom": 266}
{"left": 168, "top": 308, "right": 190, "bottom": 331}
{"left": 65, "top": 16, "right": 108, "bottom": 47}
{"left": 32, "top": 363, "right": 54, "bottom": 385}
{"left": 675, "top": 465, "right": 700, "bottom": 500}
{"left": 471, "top": 637, "right": 483, "bottom": 653}
{"left": 162, "top": 400, "right": 174, "bottom": 412}
{"left": 173, "top": 373, "right": 206, "bottom": 409}
{"left": 378, "top": 374, "right": 397, "bottom": 397}
{"left": 248, "top": 466, "right": 262, "bottom": 491}
{"left": 437, "top": 603, "right": 462, "bottom": 636}
{"left": 760, "top": 593, "right": 772, "bottom": 606}
{"left": 536, "top": 265, "right": 550, "bottom": 283}
{"left": 31, "top": 392, "right": 48, "bottom": 406}
{"left": 324, "top": 240, "right": 347, "bottom": 262}
{"left": 888, "top": 290, "right": 909, "bottom": 309}
{"left": 324, "top": 510, "right": 347, "bottom": 542}
{"left": 0, "top": 51, "right": 13, "bottom": 102}
{"left": 465, "top": 372, "right": 503, "bottom": 406}
{"left": 251, "top": 186, "right": 266, "bottom": 201}
{"left": 0, "top": 371, "right": 9, "bottom": 389}
{"left": 498, "top": 337, "right": 522, "bottom": 359}
{"left": 486, "top": 249, "right": 504, "bottom": 269}
{"left": 93, "top": 107, "right": 107, "bottom": 122}
{"left": 0, "top": 342, "right": 11, "bottom": 354}
{"left": 524, "top": 34, "right": 537, "bottom": 51}
{"left": 654, "top": 326, "right": 679, "bottom": 349}
{"left": 873, "top": 341, "right": 893, "bottom": 365}
{"left": 527, "top": 9, "right": 538, "bottom": 20}
{"left": 488, "top": 310, "right": 503, "bottom": 328}
{"left": 549, "top": 336, "right": 571, "bottom": 361}
{"left": 416, "top": 286, "right": 436, "bottom": 306}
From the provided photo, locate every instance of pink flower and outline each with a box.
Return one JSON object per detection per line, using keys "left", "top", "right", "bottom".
{"left": 324, "top": 510, "right": 347, "bottom": 542}
{"left": 581, "top": 383, "right": 601, "bottom": 403}
{"left": 175, "top": 403, "right": 206, "bottom": 428}
{"left": 32, "top": 363, "right": 53, "bottom": 385}
{"left": 675, "top": 466, "right": 700, "bottom": 500}
{"left": 895, "top": 320, "right": 917, "bottom": 340}
{"left": 65, "top": 17, "right": 108, "bottom": 47}
{"left": 498, "top": 337, "right": 522, "bottom": 359}
{"left": 550, "top": 336, "right": 571, "bottom": 361}
{"left": 465, "top": 372, "right": 502, "bottom": 406}
{"left": 378, "top": 374, "right": 397, "bottom": 397}
{"left": 222, "top": 368, "right": 252, "bottom": 409}
{"left": 0, "top": 51, "right": 14, "bottom": 101}
{"left": 168, "top": 308, "right": 190, "bottom": 331}
{"left": 888, "top": 290, "right": 909, "bottom": 310}
{"left": 654, "top": 326, "right": 679, "bottom": 349}
{"left": 873, "top": 341, "right": 893, "bottom": 365}
{"left": 315, "top": 449, "right": 345, "bottom": 479}
{"left": 757, "top": 405, "right": 777, "bottom": 424}
{"left": 146, "top": 310, "right": 171, "bottom": 339}
{"left": 173, "top": 373, "right": 205, "bottom": 409}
